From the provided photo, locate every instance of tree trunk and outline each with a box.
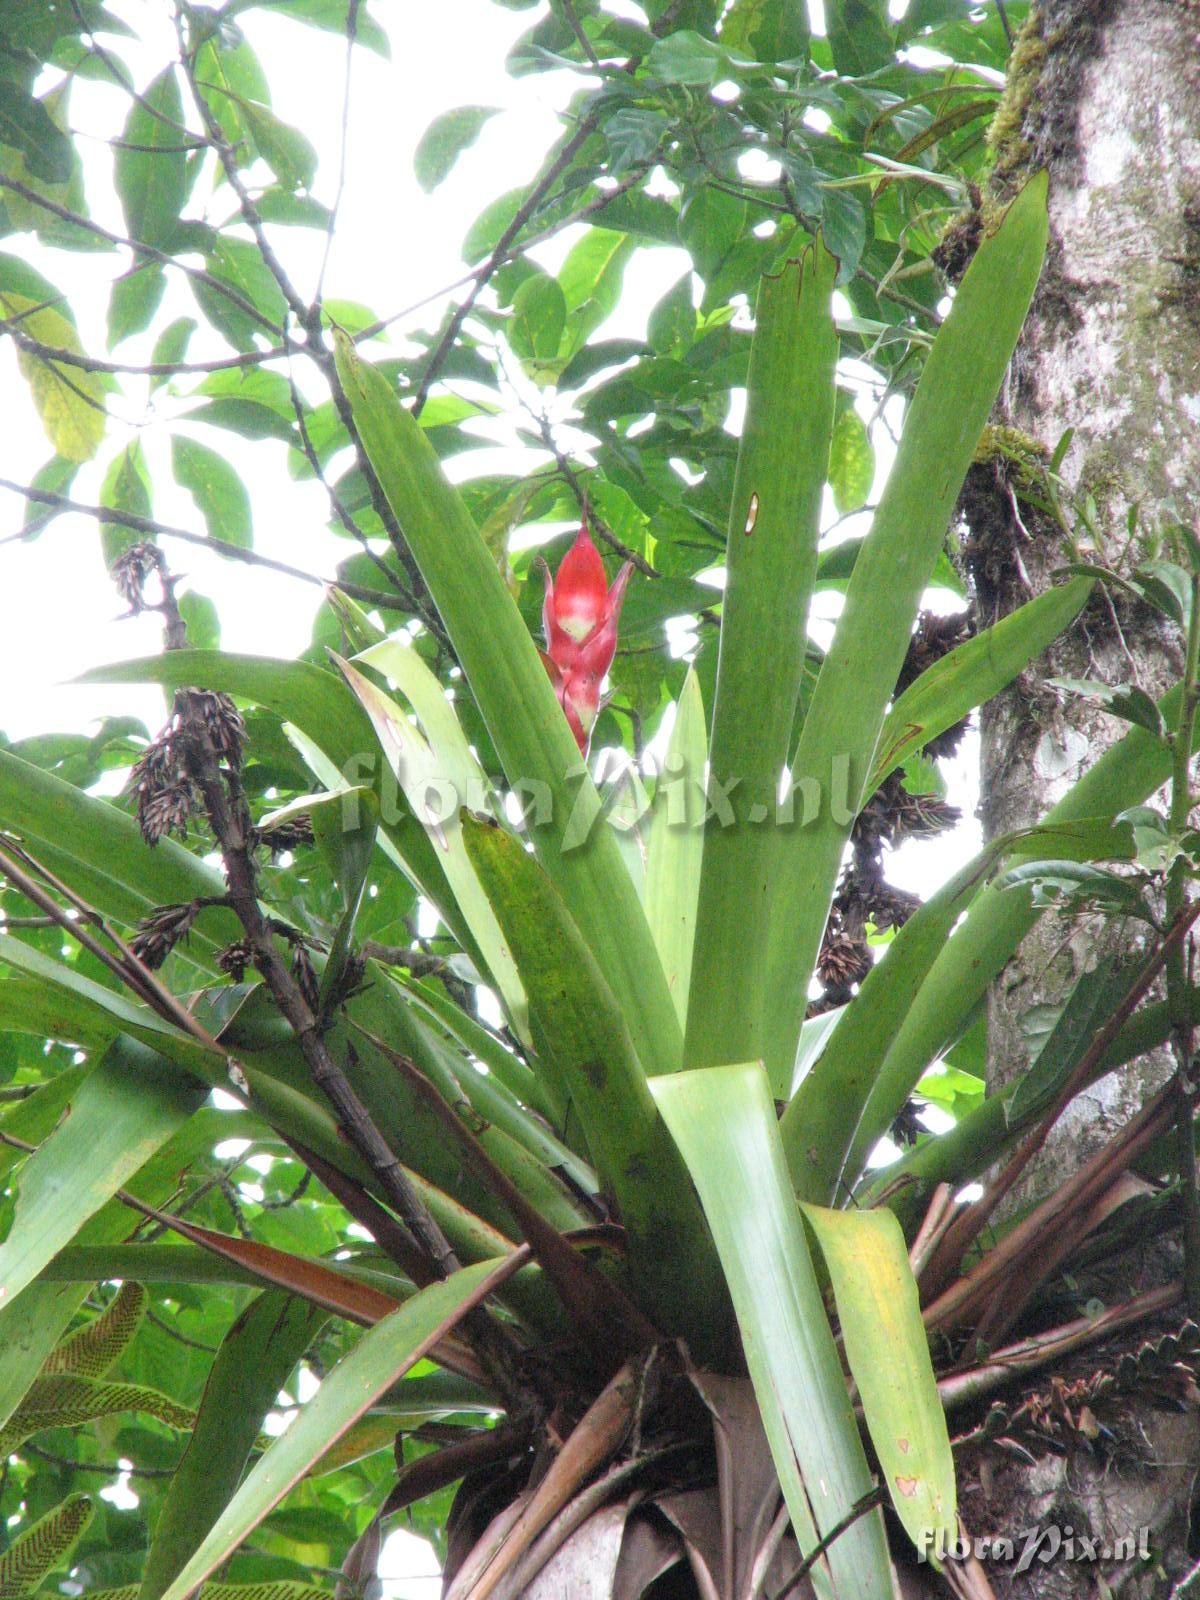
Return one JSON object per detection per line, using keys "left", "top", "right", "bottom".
{"left": 958, "top": 4, "right": 1200, "bottom": 1592}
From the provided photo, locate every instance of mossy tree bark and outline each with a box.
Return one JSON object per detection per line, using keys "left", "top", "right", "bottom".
{"left": 955, "top": 5, "right": 1200, "bottom": 1594}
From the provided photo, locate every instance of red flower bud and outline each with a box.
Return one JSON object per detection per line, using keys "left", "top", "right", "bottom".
{"left": 539, "top": 521, "right": 632, "bottom": 752}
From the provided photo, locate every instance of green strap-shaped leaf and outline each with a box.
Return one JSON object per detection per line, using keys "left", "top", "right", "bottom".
{"left": 761, "top": 173, "right": 1049, "bottom": 1095}
{"left": 0, "top": 748, "right": 235, "bottom": 960}
{"left": 783, "top": 814, "right": 1139, "bottom": 1203}
{"left": 686, "top": 243, "right": 838, "bottom": 1072}
{"left": 335, "top": 657, "right": 529, "bottom": 1036}
{"left": 140, "top": 1291, "right": 329, "bottom": 1600}
{"left": 158, "top": 1256, "right": 524, "bottom": 1600}
{"left": 42, "top": 1281, "right": 147, "bottom": 1377}
{"left": 858, "top": 985, "right": 1200, "bottom": 1215}
{"left": 462, "top": 815, "right": 727, "bottom": 1356}
{"left": 801, "top": 1204, "right": 955, "bottom": 1558}
{"left": 870, "top": 577, "right": 1093, "bottom": 790}
{"left": 0, "top": 1492, "right": 94, "bottom": 1594}
{"left": 849, "top": 677, "right": 1196, "bottom": 1189}
{"left": 783, "top": 843, "right": 1008, "bottom": 1204}
{"left": 0, "top": 1037, "right": 205, "bottom": 1319}
{"left": 644, "top": 668, "right": 706, "bottom": 1029}
{"left": 333, "top": 329, "right": 683, "bottom": 1080}
{"left": 651, "top": 1062, "right": 894, "bottom": 1600}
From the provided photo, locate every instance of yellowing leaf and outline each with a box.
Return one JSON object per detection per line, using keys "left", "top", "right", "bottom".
{"left": 2, "top": 292, "right": 106, "bottom": 460}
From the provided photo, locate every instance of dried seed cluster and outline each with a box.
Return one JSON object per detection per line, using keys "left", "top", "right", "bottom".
{"left": 128, "top": 692, "right": 245, "bottom": 846}
{"left": 811, "top": 609, "right": 970, "bottom": 1017}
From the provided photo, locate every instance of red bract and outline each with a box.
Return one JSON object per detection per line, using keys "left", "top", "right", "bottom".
{"left": 539, "top": 522, "right": 632, "bottom": 753}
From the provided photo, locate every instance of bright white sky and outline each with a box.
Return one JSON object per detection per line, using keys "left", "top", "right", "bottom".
{"left": 0, "top": 3, "right": 980, "bottom": 1587}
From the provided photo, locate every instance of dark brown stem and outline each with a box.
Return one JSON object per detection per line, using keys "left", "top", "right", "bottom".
{"left": 349, "top": 1019, "right": 659, "bottom": 1364}
{"left": 0, "top": 177, "right": 283, "bottom": 341}
{"left": 0, "top": 477, "right": 410, "bottom": 612}
{"left": 775, "top": 1488, "right": 886, "bottom": 1599}
{"left": 533, "top": 414, "right": 657, "bottom": 578}
{"left": 411, "top": 116, "right": 600, "bottom": 417}
{"left": 136, "top": 554, "right": 531, "bottom": 1408}
{"left": 919, "top": 898, "right": 1200, "bottom": 1302}
{"left": 0, "top": 319, "right": 281, "bottom": 377}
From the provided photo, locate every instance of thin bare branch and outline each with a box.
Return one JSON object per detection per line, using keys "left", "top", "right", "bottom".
{"left": 0, "top": 476, "right": 411, "bottom": 611}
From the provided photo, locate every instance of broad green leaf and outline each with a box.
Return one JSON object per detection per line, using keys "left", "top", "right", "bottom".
{"left": 0, "top": 1038, "right": 205, "bottom": 1316}
{"left": 108, "top": 261, "right": 167, "bottom": 348}
{"left": 720, "top": 0, "right": 810, "bottom": 59}
{"left": 801, "top": 1204, "right": 955, "bottom": 1557}
{"left": 1048, "top": 675, "right": 1167, "bottom": 739}
{"left": 686, "top": 242, "right": 838, "bottom": 1072}
{"left": 1006, "top": 955, "right": 1133, "bottom": 1129}
{"left": 644, "top": 668, "right": 706, "bottom": 1027}
{"left": 414, "top": 105, "right": 500, "bottom": 192}
{"left": 0, "top": 283, "right": 106, "bottom": 460}
{"left": 826, "top": 0, "right": 893, "bottom": 74}
{"left": 150, "top": 316, "right": 197, "bottom": 389}
{"left": 678, "top": 185, "right": 747, "bottom": 281}
{"left": 224, "top": 0, "right": 390, "bottom": 55}
{"left": 828, "top": 406, "right": 874, "bottom": 514}
{"left": 0, "top": 87, "right": 74, "bottom": 183}
{"left": 645, "top": 29, "right": 728, "bottom": 85}
{"left": 158, "top": 1256, "right": 523, "bottom": 1600}
{"left": 652, "top": 1063, "right": 893, "bottom": 1599}
{"left": 240, "top": 98, "right": 318, "bottom": 191}
{"left": 462, "top": 814, "right": 724, "bottom": 1350}
{"left": 100, "top": 438, "right": 153, "bottom": 565}
{"left": 180, "top": 590, "right": 221, "bottom": 650}
{"left": 510, "top": 270, "right": 567, "bottom": 365}
{"left": 873, "top": 578, "right": 1094, "bottom": 788}
{"left": 114, "top": 67, "right": 188, "bottom": 247}
{"left": 333, "top": 331, "right": 683, "bottom": 1081}
{"left": 762, "top": 173, "right": 1049, "bottom": 1094}
{"left": 171, "top": 435, "right": 254, "bottom": 548}
{"left": 647, "top": 271, "right": 696, "bottom": 355}
{"left": 140, "top": 1292, "right": 328, "bottom": 1600}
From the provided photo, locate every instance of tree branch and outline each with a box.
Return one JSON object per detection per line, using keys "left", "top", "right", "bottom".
{"left": 0, "top": 476, "right": 412, "bottom": 612}
{"left": 0, "top": 176, "right": 285, "bottom": 342}
{"left": 411, "top": 116, "right": 600, "bottom": 417}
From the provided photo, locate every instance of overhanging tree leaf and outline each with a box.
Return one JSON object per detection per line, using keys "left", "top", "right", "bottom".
{"left": 414, "top": 105, "right": 501, "bottom": 192}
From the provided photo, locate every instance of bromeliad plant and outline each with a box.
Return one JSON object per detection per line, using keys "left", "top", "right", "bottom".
{"left": 3, "top": 167, "right": 1199, "bottom": 1598}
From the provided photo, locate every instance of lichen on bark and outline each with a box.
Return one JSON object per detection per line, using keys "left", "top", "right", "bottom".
{"left": 949, "top": 5, "right": 1200, "bottom": 1589}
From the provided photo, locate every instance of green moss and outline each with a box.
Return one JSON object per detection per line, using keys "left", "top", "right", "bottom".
{"left": 973, "top": 424, "right": 1049, "bottom": 480}
{"left": 986, "top": 5, "right": 1047, "bottom": 184}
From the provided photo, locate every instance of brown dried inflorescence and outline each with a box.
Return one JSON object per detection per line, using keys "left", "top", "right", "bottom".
{"left": 130, "top": 900, "right": 200, "bottom": 970}
{"left": 127, "top": 691, "right": 244, "bottom": 845}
